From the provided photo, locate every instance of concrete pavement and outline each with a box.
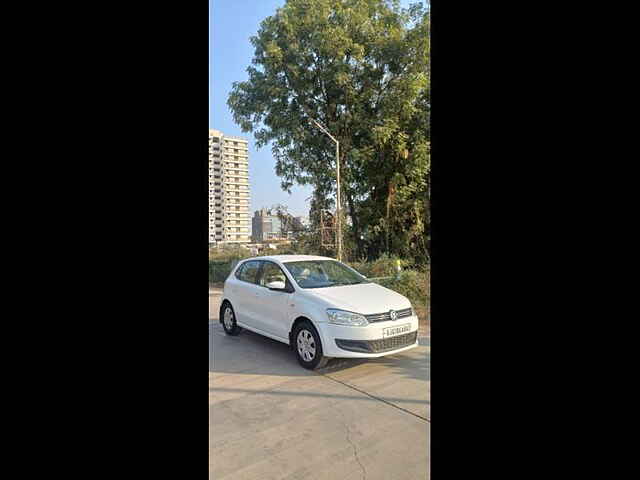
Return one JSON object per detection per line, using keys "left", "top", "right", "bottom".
{"left": 209, "top": 289, "right": 430, "bottom": 480}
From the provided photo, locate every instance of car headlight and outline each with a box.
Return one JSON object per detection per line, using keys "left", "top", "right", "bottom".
{"left": 326, "top": 309, "right": 369, "bottom": 326}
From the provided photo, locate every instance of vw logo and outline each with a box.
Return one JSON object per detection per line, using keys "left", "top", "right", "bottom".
{"left": 389, "top": 310, "right": 397, "bottom": 321}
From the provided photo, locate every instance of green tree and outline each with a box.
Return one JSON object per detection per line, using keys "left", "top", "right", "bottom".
{"left": 228, "top": 0, "right": 429, "bottom": 263}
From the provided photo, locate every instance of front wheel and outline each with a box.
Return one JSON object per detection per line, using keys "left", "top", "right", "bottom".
{"left": 292, "top": 321, "right": 329, "bottom": 370}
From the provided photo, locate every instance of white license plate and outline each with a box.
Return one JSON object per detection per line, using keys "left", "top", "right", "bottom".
{"left": 382, "top": 323, "right": 411, "bottom": 338}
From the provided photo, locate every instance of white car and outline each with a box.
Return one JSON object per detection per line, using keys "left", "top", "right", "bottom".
{"left": 220, "top": 255, "right": 419, "bottom": 369}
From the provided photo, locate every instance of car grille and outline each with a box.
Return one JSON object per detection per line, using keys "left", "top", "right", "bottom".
{"left": 365, "top": 307, "right": 413, "bottom": 323}
{"left": 368, "top": 331, "right": 418, "bottom": 352}
{"left": 335, "top": 331, "right": 418, "bottom": 354}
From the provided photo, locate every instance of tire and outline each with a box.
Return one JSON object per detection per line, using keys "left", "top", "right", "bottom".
{"left": 292, "top": 320, "right": 329, "bottom": 370}
{"left": 220, "top": 302, "right": 242, "bottom": 336}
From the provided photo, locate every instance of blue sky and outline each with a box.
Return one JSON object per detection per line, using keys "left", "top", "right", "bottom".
{"left": 209, "top": 0, "right": 423, "bottom": 218}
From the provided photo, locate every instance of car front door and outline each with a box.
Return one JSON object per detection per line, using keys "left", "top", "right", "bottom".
{"left": 254, "top": 261, "right": 293, "bottom": 340}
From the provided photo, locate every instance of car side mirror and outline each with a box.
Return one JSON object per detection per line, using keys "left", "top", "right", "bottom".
{"left": 266, "top": 280, "right": 286, "bottom": 291}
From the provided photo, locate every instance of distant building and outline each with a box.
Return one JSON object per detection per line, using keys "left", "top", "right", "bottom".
{"left": 252, "top": 208, "right": 282, "bottom": 242}
{"left": 251, "top": 208, "right": 307, "bottom": 242}
{"left": 295, "top": 216, "right": 309, "bottom": 229}
{"left": 209, "top": 129, "right": 251, "bottom": 245}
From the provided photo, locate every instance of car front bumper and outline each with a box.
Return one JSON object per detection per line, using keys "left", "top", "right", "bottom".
{"left": 318, "top": 315, "right": 420, "bottom": 358}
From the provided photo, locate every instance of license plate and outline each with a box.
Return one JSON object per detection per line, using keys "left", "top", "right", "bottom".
{"left": 382, "top": 323, "right": 411, "bottom": 338}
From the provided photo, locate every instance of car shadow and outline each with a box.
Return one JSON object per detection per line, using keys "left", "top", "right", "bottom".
{"left": 319, "top": 352, "right": 430, "bottom": 383}
{"left": 209, "top": 321, "right": 311, "bottom": 377}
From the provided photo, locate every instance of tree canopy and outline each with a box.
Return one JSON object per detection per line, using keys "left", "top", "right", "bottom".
{"left": 228, "top": 0, "right": 430, "bottom": 263}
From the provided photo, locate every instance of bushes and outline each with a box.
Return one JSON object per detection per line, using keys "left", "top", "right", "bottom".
{"left": 375, "top": 269, "right": 429, "bottom": 310}
{"left": 348, "top": 254, "right": 406, "bottom": 278}
{"left": 208, "top": 246, "right": 251, "bottom": 284}
{"left": 209, "top": 245, "right": 252, "bottom": 262}
{"left": 209, "top": 261, "right": 234, "bottom": 284}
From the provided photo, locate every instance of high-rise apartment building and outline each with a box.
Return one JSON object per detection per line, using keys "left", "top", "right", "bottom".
{"left": 209, "top": 129, "right": 251, "bottom": 245}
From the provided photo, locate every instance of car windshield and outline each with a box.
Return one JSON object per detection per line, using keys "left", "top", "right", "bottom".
{"left": 282, "top": 260, "right": 370, "bottom": 289}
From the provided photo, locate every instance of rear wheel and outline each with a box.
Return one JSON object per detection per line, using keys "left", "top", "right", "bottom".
{"left": 292, "top": 320, "right": 329, "bottom": 370}
{"left": 220, "top": 302, "right": 242, "bottom": 336}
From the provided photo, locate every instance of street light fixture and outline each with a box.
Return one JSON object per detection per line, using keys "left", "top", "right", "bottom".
{"left": 308, "top": 117, "right": 342, "bottom": 261}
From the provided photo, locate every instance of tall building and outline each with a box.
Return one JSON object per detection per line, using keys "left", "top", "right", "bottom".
{"left": 209, "top": 129, "right": 251, "bottom": 245}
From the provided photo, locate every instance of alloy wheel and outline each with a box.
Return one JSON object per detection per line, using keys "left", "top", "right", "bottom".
{"left": 296, "top": 329, "right": 316, "bottom": 362}
{"left": 223, "top": 307, "right": 234, "bottom": 331}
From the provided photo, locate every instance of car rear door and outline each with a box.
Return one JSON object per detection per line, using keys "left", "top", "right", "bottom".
{"left": 231, "top": 260, "right": 262, "bottom": 328}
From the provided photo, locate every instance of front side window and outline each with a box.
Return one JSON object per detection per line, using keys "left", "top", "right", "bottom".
{"left": 283, "top": 260, "right": 369, "bottom": 289}
{"left": 259, "top": 262, "right": 289, "bottom": 288}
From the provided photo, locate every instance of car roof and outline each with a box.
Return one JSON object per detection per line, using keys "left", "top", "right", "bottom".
{"left": 241, "top": 254, "right": 334, "bottom": 264}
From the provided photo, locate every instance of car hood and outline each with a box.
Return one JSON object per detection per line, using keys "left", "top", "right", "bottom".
{"left": 305, "top": 282, "right": 411, "bottom": 314}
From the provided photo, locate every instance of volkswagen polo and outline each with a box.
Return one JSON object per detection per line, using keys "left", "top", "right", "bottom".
{"left": 219, "top": 255, "right": 419, "bottom": 369}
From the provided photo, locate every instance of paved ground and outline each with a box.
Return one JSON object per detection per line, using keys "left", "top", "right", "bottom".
{"left": 209, "top": 289, "right": 430, "bottom": 480}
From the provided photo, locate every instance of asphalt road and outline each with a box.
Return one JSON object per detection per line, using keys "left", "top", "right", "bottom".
{"left": 209, "top": 288, "right": 430, "bottom": 480}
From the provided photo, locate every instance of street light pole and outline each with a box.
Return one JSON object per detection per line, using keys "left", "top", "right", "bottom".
{"left": 336, "top": 140, "right": 342, "bottom": 262}
{"left": 309, "top": 118, "right": 342, "bottom": 261}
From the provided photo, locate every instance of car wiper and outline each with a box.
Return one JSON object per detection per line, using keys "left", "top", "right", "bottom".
{"left": 307, "top": 281, "right": 364, "bottom": 288}
{"left": 304, "top": 283, "right": 336, "bottom": 289}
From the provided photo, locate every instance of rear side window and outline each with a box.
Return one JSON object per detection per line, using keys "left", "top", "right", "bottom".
{"left": 237, "top": 260, "right": 261, "bottom": 284}
{"left": 234, "top": 263, "right": 245, "bottom": 279}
